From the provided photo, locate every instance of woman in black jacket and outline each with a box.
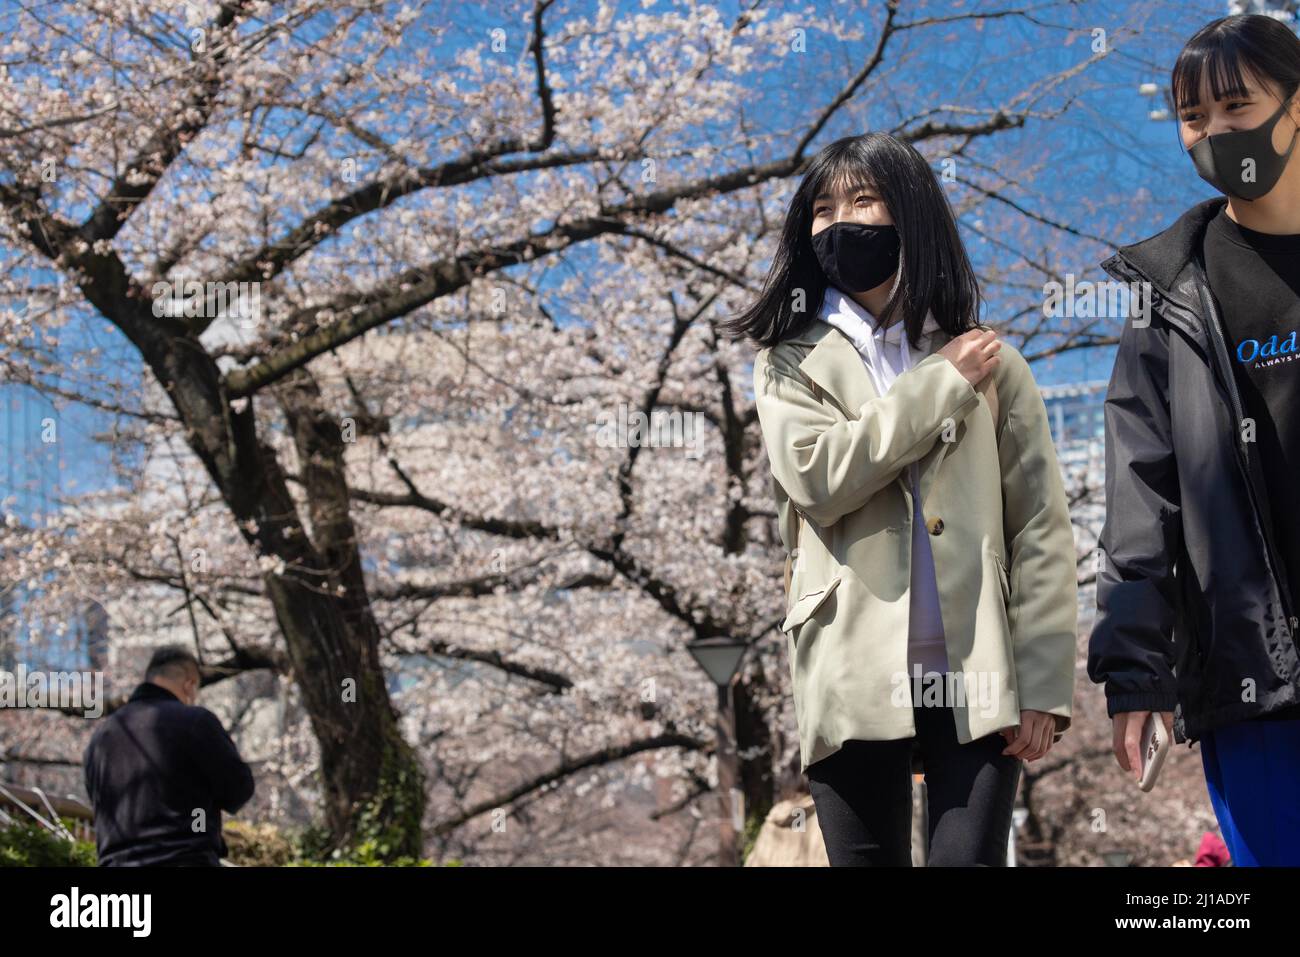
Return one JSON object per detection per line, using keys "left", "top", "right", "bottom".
{"left": 1087, "top": 13, "right": 1300, "bottom": 866}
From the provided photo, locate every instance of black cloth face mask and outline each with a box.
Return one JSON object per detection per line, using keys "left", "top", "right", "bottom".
{"left": 811, "top": 221, "right": 901, "bottom": 293}
{"left": 1188, "top": 96, "right": 1299, "bottom": 201}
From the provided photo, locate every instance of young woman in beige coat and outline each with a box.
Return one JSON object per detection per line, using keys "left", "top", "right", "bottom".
{"left": 723, "top": 133, "right": 1078, "bottom": 865}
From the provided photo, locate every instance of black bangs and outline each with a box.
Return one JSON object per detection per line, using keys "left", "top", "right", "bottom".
{"left": 1171, "top": 14, "right": 1300, "bottom": 111}
{"left": 1172, "top": 37, "right": 1252, "bottom": 111}
{"left": 807, "top": 157, "right": 876, "bottom": 203}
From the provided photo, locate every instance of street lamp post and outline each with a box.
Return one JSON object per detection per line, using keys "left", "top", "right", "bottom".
{"left": 686, "top": 636, "right": 750, "bottom": 867}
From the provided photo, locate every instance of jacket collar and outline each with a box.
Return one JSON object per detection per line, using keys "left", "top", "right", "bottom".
{"left": 1112, "top": 197, "right": 1225, "bottom": 296}
{"left": 129, "top": 681, "right": 181, "bottom": 704}
{"left": 1103, "top": 197, "right": 1227, "bottom": 345}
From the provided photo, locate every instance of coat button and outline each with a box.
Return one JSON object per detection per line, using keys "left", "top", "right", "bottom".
{"left": 927, "top": 516, "right": 944, "bottom": 535}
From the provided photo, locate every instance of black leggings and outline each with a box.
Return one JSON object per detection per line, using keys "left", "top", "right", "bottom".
{"left": 807, "top": 705, "right": 1021, "bottom": 866}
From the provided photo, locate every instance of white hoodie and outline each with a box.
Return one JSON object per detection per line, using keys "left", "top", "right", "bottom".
{"left": 818, "top": 287, "right": 950, "bottom": 677}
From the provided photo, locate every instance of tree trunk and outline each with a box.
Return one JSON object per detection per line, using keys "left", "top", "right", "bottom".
{"left": 270, "top": 368, "right": 427, "bottom": 859}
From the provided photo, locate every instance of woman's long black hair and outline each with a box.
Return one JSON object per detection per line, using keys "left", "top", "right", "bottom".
{"left": 1171, "top": 14, "right": 1300, "bottom": 117}
{"left": 720, "top": 132, "right": 983, "bottom": 349}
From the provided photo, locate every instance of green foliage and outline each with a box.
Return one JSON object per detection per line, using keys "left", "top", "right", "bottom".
{"left": 291, "top": 737, "right": 439, "bottom": 866}
{"left": 223, "top": 819, "right": 296, "bottom": 866}
{"left": 351, "top": 740, "right": 425, "bottom": 861}
{"left": 318, "top": 734, "right": 427, "bottom": 864}
{"left": 295, "top": 821, "right": 335, "bottom": 861}
{"left": 0, "top": 795, "right": 458, "bottom": 868}
{"left": 0, "top": 818, "right": 96, "bottom": 867}
{"left": 290, "top": 822, "right": 457, "bottom": 866}
{"left": 741, "top": 805, "right": 767, "bottom": 865}
{"left": 287, "top": 838, "right": 440, "bottom": 867}
{"left": 225, "top": 730, "right": 437, "bottom": 866}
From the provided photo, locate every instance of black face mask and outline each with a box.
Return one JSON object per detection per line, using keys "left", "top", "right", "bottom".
{"left": 1188, "top": 96, "right": 1298, "bottom": 201}
{"left": 811, "top": 221, "right": 901, "bottom": 293}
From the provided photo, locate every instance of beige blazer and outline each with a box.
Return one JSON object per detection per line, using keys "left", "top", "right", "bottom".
{"left": 753, "top": 319, "right": 1078, "bottom": 774}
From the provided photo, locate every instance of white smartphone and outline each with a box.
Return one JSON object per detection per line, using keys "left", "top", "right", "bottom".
{"left": 1138, "top": 712, "right": 1171, "bottom": 792}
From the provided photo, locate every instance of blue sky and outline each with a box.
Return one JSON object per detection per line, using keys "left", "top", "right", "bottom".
{"left": 0, "top": 0, "right": 1274, "bottom": 523}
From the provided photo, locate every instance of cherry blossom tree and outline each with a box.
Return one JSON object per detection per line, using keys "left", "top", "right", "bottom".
{"left": 0, "top": 0, "right": 1170, "bottom": 862}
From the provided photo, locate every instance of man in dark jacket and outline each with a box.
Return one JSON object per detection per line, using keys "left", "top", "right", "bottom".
{"left": 83, "top": 645, "right": 255, "bottom": 866}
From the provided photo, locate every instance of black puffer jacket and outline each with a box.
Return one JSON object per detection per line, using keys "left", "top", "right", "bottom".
{"left": 1088, "top": 197, "right": 1300, "bottom": 744}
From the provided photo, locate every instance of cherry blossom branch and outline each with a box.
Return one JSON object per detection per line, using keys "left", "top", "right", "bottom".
{"left": 35, "top": 644, "right": 288, "bottom": 718}
{"left": 209, "top": 0, "right": 571, "bottom": 295}
{"left": 78, "top": 0, "right": 253, "bottom": 243}
{"left": 428, "top": 731, "right": 708, "bottom": 835}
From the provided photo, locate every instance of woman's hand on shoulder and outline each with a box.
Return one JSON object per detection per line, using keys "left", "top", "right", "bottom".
{"left": 937, "top": 328, "right": 1001, "bottom": 387}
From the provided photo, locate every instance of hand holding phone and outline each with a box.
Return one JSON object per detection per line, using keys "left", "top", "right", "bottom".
{"left": 1113, "top": 710, "right": 1174, "bottom": 790}
{"left": 1137, "top": 711, "right": 1171, "bottom": 791}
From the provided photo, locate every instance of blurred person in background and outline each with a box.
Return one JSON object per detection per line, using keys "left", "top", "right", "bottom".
{"left": 83, "top": 644, "right": 254, "bottom": 866}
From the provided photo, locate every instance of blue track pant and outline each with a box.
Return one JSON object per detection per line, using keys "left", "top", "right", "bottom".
{"left": 1199, "top": 717, "right": 1300, "bottom": 866}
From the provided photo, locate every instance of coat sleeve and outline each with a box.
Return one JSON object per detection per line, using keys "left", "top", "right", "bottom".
{"left": 996, "top": 347, "right": 1078, "bottom": 736}
{"left": 1086, "top": 309, "right": 1181, "bottom": 717}
{"left": 189, "top": 708, "right": 256, "bottom": 814}
{"left": 753, "top": 344, "right": 981, "bottom": 528}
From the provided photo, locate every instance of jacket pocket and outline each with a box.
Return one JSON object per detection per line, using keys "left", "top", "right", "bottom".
{"left": 781, "top": 575, "right": 843, "bottom": 634}
{"left": 994, "top": 554, "right": 1010, "bottom": 606}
